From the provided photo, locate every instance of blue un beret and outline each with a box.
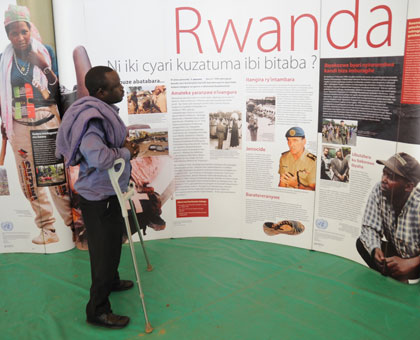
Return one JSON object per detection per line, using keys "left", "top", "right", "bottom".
{"left": 285, "top": 127, "right": 305, "bottom": 138}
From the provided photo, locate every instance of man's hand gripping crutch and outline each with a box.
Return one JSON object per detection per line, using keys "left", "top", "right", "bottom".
{"left": 108, "top": 158, "right": 153, "bottom": 334}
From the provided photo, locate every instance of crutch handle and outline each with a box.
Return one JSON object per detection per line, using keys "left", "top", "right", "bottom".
{"left": 108, "top": 158, "right": 128, "bottom": 218}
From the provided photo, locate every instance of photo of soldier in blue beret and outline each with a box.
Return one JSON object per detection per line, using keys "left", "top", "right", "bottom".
{"left": 278, "top": 127, "right": 316, "bottom": 191}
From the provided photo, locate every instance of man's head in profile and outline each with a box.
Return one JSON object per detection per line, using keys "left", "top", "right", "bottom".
{"left": 85, "top": 66, "right": 125, "bottom": 105}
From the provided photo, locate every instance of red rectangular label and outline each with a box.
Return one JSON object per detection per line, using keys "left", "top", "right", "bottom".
{"left": 402, "top": 19, "right": 420, "bottom": 104}
{"left": 176, "top": 199, "right": 209, "bottom": 218}
{"left": 27, "top": 103, "right": 35, "bottom": 118}
{"left": 24, "top": 83, "right": 33, "bottom": 98}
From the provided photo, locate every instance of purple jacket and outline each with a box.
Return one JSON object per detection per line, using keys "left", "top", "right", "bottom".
{"left": 56, "top": 96, "right": 131, "bottom": 200}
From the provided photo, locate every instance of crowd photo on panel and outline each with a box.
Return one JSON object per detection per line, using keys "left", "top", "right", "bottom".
{"left": 246, "top": 96, "right": 276, "bottom": 142}
{"left": 321, "top": 119, "right": 357, "bottom": 146}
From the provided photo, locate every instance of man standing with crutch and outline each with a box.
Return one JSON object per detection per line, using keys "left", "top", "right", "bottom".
{"left": 56, "top": 66, "right": 140, "bottom": 329}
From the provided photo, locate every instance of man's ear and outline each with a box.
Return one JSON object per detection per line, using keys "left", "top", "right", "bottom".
{"left": 405, "top": 181, "right": 415, "bottom": 192}
{"left": 95, "top": 88, "right": 105, "bottom": 100}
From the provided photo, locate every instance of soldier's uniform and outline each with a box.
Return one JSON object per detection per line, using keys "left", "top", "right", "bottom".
{"left": 279, "top": 150, "right": 317, "bottom": 188}
{"left": 278, "top": 126, "right": 317, "bottom": 189}
{"left": 339, "top": 124, "right": 348, "bottom": 144}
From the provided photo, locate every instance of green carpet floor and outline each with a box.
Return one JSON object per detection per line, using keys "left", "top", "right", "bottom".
{"left": 1, "top": 237, "right": 420, "bottom": 340}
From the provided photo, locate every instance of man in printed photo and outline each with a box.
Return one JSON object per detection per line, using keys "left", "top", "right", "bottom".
{"left": 356, "top": 152, "right": 420, "bottom": 283}
{"left": 278, "top": 127, "right": 316, "bottom": 190}
{"left": 330, "top": 148, "right": 349, "bottom": 182}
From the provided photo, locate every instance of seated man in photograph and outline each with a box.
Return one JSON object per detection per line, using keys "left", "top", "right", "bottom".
{"left": 278, "top": 127, "right": 316, "bottom": 190}
{"left": 356, "top": 152, "right": 420, "bottom": 283}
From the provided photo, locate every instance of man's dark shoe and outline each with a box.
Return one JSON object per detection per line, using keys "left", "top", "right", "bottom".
{"left": 87, "top": 313, "right": 130, "bottom": 329}
{"left": 111, "top": 279, "right": 134, "bottom": 292}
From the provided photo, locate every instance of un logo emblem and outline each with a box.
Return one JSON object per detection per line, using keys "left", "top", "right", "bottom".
{"left": 1, "top": 221, "right": 14, "bottom": 231}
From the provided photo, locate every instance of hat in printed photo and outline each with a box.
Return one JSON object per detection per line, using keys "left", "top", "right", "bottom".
{"left": 4, "top": 4, "right": 31, "bottom": 27}
{"left": 285, "top": 126, "right": 305, "bottom": 138}
{"left": 376, "top": 152, "right": 420, "bottom": 183}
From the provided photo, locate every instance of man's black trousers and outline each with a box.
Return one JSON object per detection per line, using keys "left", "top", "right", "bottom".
{"left": 79, "top": 195, "right": 125, "bottom": 318}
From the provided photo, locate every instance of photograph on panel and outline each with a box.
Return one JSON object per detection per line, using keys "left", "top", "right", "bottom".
{"left": 356, "top": 152, "right": 420, "bottom": 284}
{"left": 127, "top": 84, "right": 167, "bottom": 114}
{"left": 209, "top": 111, "right": 242, "bottom": 150}
{"left": 320, "top": 146, "right": 351, "bottom": 183}
{"left": 0, "top": 167, "right": 10, "bottom": 195}
{"left": 263, "top": 219, "right": 305, "bottom": 236}
{"left": 321, "top": 119, "right": 357, "bottom": 146}
{"left": 246, "top": 96, "right": 275, "bottom": 142}
{"left": 128, "top": 128, "right": 169, "bottom": 157}
{"left": 35, "top": 163, "right": 66, "bottom": 187}
{"left": 278, "top": 126, "right": 316, "bottom": 191}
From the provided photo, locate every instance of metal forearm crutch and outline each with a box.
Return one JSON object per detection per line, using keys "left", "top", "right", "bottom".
{"left": 128, "top": 199, "right": 153, "bottom": 271}
{"left": 108, "top": 158, "right": 153, "bottom": 333}
{"left": 109, "top": 159, "right": 153, "bottom": 271}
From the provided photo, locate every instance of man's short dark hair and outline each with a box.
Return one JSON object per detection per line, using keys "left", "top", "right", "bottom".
{"left": 85, "top": 66, "right": 115, "bottom": 96}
